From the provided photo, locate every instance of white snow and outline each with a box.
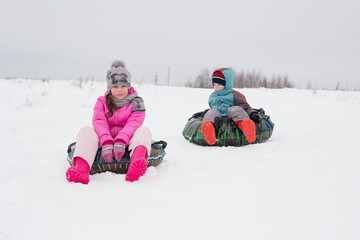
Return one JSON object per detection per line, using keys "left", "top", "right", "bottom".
{"left": 1, "top": 79, "right": 359, "bottom": 240}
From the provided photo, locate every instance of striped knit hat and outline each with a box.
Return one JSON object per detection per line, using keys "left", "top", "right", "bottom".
{"left": 212, "top": 71, "right": 226, "bottom": 86}
{"left": 106, "top": 60, "right": 131, "bottom": 90}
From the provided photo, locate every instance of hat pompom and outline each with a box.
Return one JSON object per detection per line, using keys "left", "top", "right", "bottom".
{"left": 111, "top": 60, "right": 126, "bottom": 68}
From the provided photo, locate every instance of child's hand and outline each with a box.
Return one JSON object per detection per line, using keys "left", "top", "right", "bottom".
{"left": 102, "top": 143, "right": 114, "bottom": 163}
{"left": 114, "top": 142, "right": 126, "bottom": 161}
{"left": 250, "top": 112, "right": 262, "bottom": 124}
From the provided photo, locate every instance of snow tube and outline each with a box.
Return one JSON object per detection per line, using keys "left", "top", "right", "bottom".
{"left": 66, "top": 141, "right": 167, "bottom": 174}
{"left": 182, "top": 108, "right": 274, "bottom": 146}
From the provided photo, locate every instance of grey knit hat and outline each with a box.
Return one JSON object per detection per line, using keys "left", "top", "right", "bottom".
{"left": 106, "top": 60, "right": 131, "bottom": 90}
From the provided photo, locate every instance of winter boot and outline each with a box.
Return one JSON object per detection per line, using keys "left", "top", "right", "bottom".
{"left": 201, "top": 120, "right": 216, "bottom": 145}
{"left": 125, "top": 145, "right": 148, "bottom": 182}
{"left": 66, "top": 157, "right": 90, "bottom": 184}
{"left": 235, "top": 118, "right": 256, "bottom": 143}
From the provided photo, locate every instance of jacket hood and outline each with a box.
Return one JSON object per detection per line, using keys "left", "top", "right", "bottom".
{"left": 214, "top": 68, "right": 234, "bottom": 96}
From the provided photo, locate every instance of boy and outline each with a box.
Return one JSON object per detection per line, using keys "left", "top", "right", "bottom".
{"left": 201, "top": 68, "right": 262, "bottom": 145}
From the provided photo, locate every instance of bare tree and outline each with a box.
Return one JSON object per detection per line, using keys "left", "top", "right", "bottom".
{"left": 186, "top": 67, "right": 295, "bottom": 89}
{"left": 262, "top": 76, "right": 268, "bottom": 88}
{"left": 335, "top": 82, "right": 340, "bottom": 91}
{"left": 270, "top": 74, "right": 277, "bottom": 89}
{"left": 276, "top": 74, "right": 284, "bottom": 88}
{"left": 283, "top": 75, "right": 293, "bottom": 88}
{"left": 193, "top": 68, "right": 211, "bottom": 88}
{"left": 234, "top": 70, "right": 245, "bottom": 88}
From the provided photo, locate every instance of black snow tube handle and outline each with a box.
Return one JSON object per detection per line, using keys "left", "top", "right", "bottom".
{"left": 67, "top": 142, "right": 76, "bottom": 154}
{"left": 151, "top": 140, "right": 168, "bottom": 149}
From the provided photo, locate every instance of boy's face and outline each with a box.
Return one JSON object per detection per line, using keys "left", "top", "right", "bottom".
{"left": 213, "top": 83, "right": 224, "bottom": 91}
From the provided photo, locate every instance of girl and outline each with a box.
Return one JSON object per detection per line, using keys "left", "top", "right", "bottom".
{"left": 66, "top": 61, "right": 152, "bottom": 184}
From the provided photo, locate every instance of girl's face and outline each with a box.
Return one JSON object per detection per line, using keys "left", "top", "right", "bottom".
{"left": 111, "top": 85, "right": 129, "bottom": 100}
{"left": 213, "top": 83, "right": 224, "bottom": 91}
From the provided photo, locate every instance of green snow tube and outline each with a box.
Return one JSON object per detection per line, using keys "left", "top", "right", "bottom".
{"left": 182, "top": 108, "right": 274, "bottom": 147}
{"left": 66, "top": 141, "right": 167, "bottom": 174}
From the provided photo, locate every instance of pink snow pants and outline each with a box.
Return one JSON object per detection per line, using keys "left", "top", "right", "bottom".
{"left": 72, "top": 126, "right": 152, "bottom": 166}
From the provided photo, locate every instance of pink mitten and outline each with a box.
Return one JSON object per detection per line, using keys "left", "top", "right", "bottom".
{"left": 114, "top": 142, "right": 126, "bottom": 161}
{"left": 102, "top": 143, "right": 114, "bottom": 163}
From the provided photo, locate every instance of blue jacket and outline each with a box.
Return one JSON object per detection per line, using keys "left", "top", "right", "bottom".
{"left": 208, "top": 68, "right": 235, "bottom": 116}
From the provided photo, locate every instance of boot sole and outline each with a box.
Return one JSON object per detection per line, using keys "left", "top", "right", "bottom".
{"left": 201, "top": 121, "right": 216, "bottom": 145}
{"left": 237, "top": 119, "right": 256, "bottom": 143}
{"left": 125, "top": 159, "right": 147, "bottom": 182}
{"left": 66, "top": 167, "right": 89, "bottom": 184}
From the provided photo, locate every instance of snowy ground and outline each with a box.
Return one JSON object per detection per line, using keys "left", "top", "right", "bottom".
{"left": 1, "top": 79, "right": 359, "bottom": 240}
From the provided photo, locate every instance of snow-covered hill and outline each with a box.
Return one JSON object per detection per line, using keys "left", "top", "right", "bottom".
{"left": 1, "top": 79, "right": 359, "bottom": 240}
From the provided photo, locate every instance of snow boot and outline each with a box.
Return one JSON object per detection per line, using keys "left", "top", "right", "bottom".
{"left": 201, "top": 120, "right": 216, "bottom": 145}
{"left": 235, "top": 118, "right": 256, "bottom": 143}
{"left": 125, "top": 145, "right": 148, "bottom": 182}
{"left": 66, "top": 157, "right": 90, "bottom": 184}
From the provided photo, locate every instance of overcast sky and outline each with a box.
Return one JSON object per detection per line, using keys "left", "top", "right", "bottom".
{"left": 1, "top": 0, "right": 359, "bottom": 89}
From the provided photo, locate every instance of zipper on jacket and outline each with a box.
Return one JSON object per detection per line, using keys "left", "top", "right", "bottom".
{"left": 114, "top": 109, "right": 118, "bottom": 126}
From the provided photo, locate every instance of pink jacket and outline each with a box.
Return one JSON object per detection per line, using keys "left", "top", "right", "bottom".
{"left": 92, "top": 87, "right": 145, "bottom": 146}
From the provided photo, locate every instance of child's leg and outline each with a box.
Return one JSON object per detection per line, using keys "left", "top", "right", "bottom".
{"left": 72, "top": 126, "right": 99, "bottom": 166}
{"left": 126, "top": 127, "right": 152, "bottom": 182}
{"left": 227, "top": 106, "right": 249, "bottom": 121}
{"left": 66, "top": 126, "right": 99, "bottom": 184}
{"left": 228, "top": 106, "right": 256, "bottom": 143}
{"left": 128, "top": 126, "right": 152, "bottom": 158}
{"left": 202, "top": 109, "right": 222, "bottom": 123}
{"left": 201, "top": 109, "right": 221, "bottom": 145}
